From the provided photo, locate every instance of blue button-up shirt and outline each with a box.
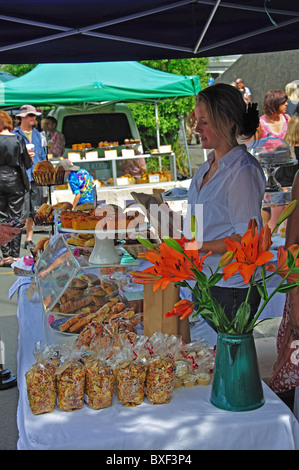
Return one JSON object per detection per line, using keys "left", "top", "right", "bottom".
{"left": 13, "top": 127, "right": 46, "bottom": 181}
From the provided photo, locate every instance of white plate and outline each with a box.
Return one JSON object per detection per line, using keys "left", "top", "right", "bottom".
{"left": 49, "top": 317, "right": 79, "bottom": 335}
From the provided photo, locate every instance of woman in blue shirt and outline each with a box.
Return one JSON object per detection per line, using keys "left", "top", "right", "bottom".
{"left": 59, "top": 160, "right": 94, "bottom": 209}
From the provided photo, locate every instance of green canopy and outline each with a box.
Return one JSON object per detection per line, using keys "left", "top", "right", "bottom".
{"left": 0, "top": 61, "right": 200, "bottom": 107}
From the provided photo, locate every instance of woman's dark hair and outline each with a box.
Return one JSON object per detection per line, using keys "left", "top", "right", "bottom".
{"left": 196, "top": 83, "right": 259, "bottom": 147}
{"left": 0, "top": 110, "right": 13, "bottom": 132}
{"left": 263, "top": 90, "right": 287, "bottom": 116}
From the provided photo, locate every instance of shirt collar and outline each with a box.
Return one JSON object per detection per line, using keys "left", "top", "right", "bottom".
{"left": 207, "top": 144, "right": 247, "bottom": 168}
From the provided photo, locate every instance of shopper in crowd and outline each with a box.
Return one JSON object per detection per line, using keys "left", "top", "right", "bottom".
{"left": 58, "top": 159, "right": 94, "bottom": 209}
{"left": 0, "top": 111, "right": 33, "bottom": 266}
{"left": 13, "top": 105, "right": 47, "bottom": 250}
{"left": 44, "top": 116, "right": 65, "bottom": 158}
{"left": 275, "top": 115, "right": 299, "bottom": 188}
{"left": 254, "top": 90, "right": 291, "bottom": 228}
{"left": 235, "top": 77, "right": 252, "bottom": 103}
{"left": 285, "top": 81, "right": 299, "bottom": 116}
{"left": 181, "top": 83, "right": 265, "bottom": 326}
{"left": 256, "top": 89, "right": 291, "bottom": 140}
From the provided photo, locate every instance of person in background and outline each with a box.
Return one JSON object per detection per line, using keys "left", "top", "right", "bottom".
{"left": 235, "top": 77, "right": 252, "bottom": 103}
{"left": 275, "top": 115, "right": 299, "bottom": 189}
{"left": 285, "top": 81, "right": 299, "bottom": 116}
{"left": 255, "top": 90, "right": 291, "bottom": 228}
{"left": 13, "top": 104, "right": 47, "bottom": 250}
{"left": 256, "top": 89, "right": 291, "bottom": 140}
{"left": 0, "top": 111, "right": 32, "bottom": 266}
{"left": 269, "top": 170, "right": 299, "bottom": 409}
{"left": 44, "top": 116, "right": 65, "bottom": 159}
{"left": 58, "top": 159, "right": 94, "bottom": 209}
{"left": 182, "top": 83, "right": 265, "bottom": 326}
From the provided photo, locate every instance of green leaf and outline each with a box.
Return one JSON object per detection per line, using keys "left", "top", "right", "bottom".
{"left": 277, "top": 284, "right": 298, "bottom": 293}
{"left": 256, "top": 282, "right": 267, "bottom": 300}
{"left": 207, "top": 272, "right": 223, "bottom": 287}
{"left": 191, "top": 269, "right": 208, "bottom": 285}
{"left": 287, "top": 249, "right": 295, "bottom": 270}
{"left": 233, "top": 302, "right": 251, "bottom": 334}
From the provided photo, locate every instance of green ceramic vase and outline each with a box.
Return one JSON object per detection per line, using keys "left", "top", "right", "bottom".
{"left": 210, "top": 331, "right": 265, "bottom": 412}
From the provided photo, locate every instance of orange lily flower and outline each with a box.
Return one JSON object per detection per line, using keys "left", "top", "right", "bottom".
{"left": 165, "top": 299, "right": 194, "bottom": 320}
{"left": 266, "top": 244, "right": 299, "bottom": 283}
{"left": 131, "top": 237, "right": 212, "bottom": 291}
{"left": 222, "top": 226, "right": 274, "bottom": 284}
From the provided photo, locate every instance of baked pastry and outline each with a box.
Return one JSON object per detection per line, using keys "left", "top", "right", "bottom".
{"left": 52, "top": 202, "right": 72, "bottom": 211}
{"left": 33, "top": 161, "right": 55, "bottom": 185}
{"left": 78, "top": 273, "right": 101, "bottom": 286}
{"left": 32, "top": 236, "right": 50, "bottom": 259}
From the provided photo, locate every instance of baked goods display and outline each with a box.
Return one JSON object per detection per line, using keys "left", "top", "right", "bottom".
{"left": 135, "top": 171, "right": 171, "bottom": 184}
{"left": 60, "top": 204, "right": 145, "bottom": 232}
{"left": 33, "top": 160, "right": 65, "bottom": 186}
{"left": 34, "top": 202, "right": 72, "bottom": 225}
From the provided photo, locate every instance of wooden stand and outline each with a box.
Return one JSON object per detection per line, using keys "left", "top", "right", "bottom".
{"left": 143, "top": 283, "right": 190, "bottom": 343}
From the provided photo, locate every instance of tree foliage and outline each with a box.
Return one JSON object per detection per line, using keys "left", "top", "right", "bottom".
{"left": 127, "top": 58, "right": 210, "bottom": 151}
{"left": 0, "top": 63, "right": 36, "bottom": 77}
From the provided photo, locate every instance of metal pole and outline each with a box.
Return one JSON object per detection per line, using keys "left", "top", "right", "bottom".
{"left": 180, "top": 114, "right": 192, "bottom": 177}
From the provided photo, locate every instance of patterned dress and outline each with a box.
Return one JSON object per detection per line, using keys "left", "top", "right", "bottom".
{"left": 68, "top": 169, "right": 94, "bottom": 205}
{"left": 269, "top": 295, "right": 299, "bottom": 393}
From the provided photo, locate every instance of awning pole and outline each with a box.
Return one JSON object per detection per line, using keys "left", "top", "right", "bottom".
{"left": 155, "top": 102, "right": 162, "bottom": 171}
{"left": 180, "top": 114, "right": 192, "bottom": 178}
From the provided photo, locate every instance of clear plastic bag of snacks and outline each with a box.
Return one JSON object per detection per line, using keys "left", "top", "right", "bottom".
{"left": 113, "top": 337, "right": 148, "bottom": 407}
{"left": 84, "top": 342, "right": 114, "bottom": 410}
{"left": 146, "top": 332, "right": 181, "bottom": 404}
{"left": 56, "top": 346, "right": 85, "bottom": 411}
{"left": 25, "top": 342, "right": 57, "bottom": 415}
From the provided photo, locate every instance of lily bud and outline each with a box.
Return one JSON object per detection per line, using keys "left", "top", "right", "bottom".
{"left": 247, "top": 218, "right": 258, "bottom": 237}
{"left": 259, "top": 225, "right": 272, "bottom": 252}
{"left": 218, "top": 251, "right": 234, "bottom": 268}
{"left": 162, "top": 236, "right": 184, "bottom": 253}
{"left": 190, "top": 215, "right": 197, "bottom": 239}
{"left": 276, "top": 200, "right": 298, "bottom": 226}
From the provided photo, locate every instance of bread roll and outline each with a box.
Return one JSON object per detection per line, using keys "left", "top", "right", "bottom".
{"left": 33, "top": 160, "right": 55, "bottom": 174}
{"left": 53, "top": 202, "right": 72, "bottom": 211}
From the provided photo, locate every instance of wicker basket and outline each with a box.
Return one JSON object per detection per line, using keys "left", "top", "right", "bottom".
{"left": 123, "top": 242, "right": 160, "bottom": 259}
{"left": 33, "top": 168, "right": 65, "bottom": 186}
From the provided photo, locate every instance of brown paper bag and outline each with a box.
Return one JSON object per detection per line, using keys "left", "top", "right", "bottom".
{"left": 143, "top": 283, "right": 190, "bottom": 343}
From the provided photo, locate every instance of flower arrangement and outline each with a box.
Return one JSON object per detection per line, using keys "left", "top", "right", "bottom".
{"left": 131, "top": 200, "right": 299, "bottom": 335}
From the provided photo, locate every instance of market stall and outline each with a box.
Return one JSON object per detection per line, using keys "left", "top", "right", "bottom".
{"left": 8, "top": 211, "right": 299, "bottom": 450}
{"left": 10, "top": 274, "right": 299, "bottom": 451}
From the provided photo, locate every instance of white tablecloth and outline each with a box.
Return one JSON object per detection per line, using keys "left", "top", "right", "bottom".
{"left": 11, "top": 276, "right": 299, "bottom": 451}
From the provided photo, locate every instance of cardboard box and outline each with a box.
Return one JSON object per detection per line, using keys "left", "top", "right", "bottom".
{"left": 143, "top": 283, "right": 190, "bottom": 343}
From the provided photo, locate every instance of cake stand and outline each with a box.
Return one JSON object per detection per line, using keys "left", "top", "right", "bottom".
{"left": 58, "top": 225, "right": 147, "bottom": 265}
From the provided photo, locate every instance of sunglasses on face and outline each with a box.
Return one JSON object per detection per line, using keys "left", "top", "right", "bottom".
{"left": 27, "top": 113, "right": 36, "bottom": 117}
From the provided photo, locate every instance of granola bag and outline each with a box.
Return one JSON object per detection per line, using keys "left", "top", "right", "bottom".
{"left": 25, "top": 343, "right": 57, "bottom": 415}
{"left": 56, "top": 347, "right": 85, "bottom": 411}
{"left": 181, "top": 339, "right": 214, "bottom": 386}
{"left": 145, "top": 333, "right": 181, "bottom": 404}
{"left": 84, "top": 342, "right": 114, "bottom": 410}
{"left": 113, "top": 337, "right": 148, "bottom": 406}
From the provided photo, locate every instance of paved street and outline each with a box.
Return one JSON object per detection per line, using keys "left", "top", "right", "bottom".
{"left": 0, "top": 230, "right": 51, "bottom": 450}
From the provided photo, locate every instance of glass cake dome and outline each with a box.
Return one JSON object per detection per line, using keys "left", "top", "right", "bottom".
{"left": 248, "top": 136, "right": 295, "bottom": 164}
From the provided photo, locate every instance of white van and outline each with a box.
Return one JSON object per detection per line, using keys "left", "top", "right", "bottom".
{"left": 48, "top": 102, "right": 142, "bottom": 155}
